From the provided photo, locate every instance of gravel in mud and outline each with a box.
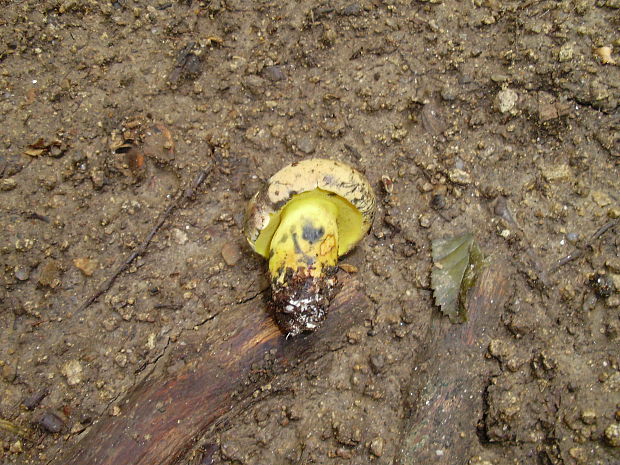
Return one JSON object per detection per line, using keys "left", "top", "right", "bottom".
{"left": 1, "top": 1, "right": 619, "bottom": 464}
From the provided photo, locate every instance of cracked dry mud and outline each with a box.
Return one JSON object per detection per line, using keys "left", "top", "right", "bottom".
{"left": 1, "top": 1, "right": 619, "bottom": 464}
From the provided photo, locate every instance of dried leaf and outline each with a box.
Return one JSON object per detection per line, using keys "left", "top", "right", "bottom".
{"left": 431, "top": 232, "right": 484, "bottom": 323}
{"left": 125, "top": 148, "right": 145, "bottom": 171}
{"left": 339, "top": 263, "right": 358, "bottom": 273}
{"left": 205, "top": 36, "right": 224, "bottom": 45}
{"left": 23, "top": 148, "right": 46, "bottom": 157}
{"left": 24, "top": 138, "right": 65, "bottom": 157}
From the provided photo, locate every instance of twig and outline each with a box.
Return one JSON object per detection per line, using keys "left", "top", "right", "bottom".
{"left": 555, "top": 249, "right": 583, "bottom": 268}
{"left": 76, "top": 169, "right": 210, "bottom": 314}
{"left": 590, "top": 219, "right": 618, "bottom": 241}
{"left": 551, "top": 219, "right": 618, "bottom": 271}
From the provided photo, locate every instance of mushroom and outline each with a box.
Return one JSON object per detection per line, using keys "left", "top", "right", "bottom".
{"left": 244, "top": 158, "right": 376, "bottom": 336}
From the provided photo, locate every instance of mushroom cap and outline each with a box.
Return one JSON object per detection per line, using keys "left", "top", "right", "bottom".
{"left": 244, "top": 158, "right": 376, "bottom": 258}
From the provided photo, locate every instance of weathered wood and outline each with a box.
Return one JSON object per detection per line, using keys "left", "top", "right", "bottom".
{"left": 55, "top": 274, "right": 368, "bottom": 465}
{"left": 396, "top": 261, "right": 512, "bottom": 465}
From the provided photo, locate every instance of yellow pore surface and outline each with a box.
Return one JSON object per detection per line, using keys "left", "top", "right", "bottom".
{"left": 254, "top": 189, "right": 364, "bottom": 261}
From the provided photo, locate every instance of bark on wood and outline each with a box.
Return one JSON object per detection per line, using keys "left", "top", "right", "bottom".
{"left": 396, "top": 261, "right": 512, "bottom": 465}
{"left": 54, "top": 274, "right": 368, "bottom": 465}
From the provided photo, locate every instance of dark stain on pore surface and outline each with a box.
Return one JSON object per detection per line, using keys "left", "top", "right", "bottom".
{"left": 291, "top": 231, "right": 303, "bottom": 254}
{"left": 302, "top": 221, "right": 325, "bottom": 244}
{"left": 291, "top": 231, "right": 315, "bottom": 265}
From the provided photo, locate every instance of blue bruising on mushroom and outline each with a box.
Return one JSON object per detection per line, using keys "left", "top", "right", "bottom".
{"left": 291, "top": 231, "right": 316, "bottom": 266}
{"left": 302, "top": 221, "right": 325, "bottom": 244}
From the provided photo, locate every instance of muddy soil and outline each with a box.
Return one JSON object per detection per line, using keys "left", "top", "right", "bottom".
{"left": 1, "top": 1, "right": 619, "bottom": 464}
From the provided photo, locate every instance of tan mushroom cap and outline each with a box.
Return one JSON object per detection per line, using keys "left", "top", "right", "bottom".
{"left": 244, "top": 158, "right": 376, "bottom": 258}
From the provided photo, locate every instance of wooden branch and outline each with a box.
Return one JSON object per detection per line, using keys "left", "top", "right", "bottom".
{"left": 54, "top": 274, "right": 368, "bottom": 465}
{"left": 396, "top": 261, "right": 512, "bottom": 465}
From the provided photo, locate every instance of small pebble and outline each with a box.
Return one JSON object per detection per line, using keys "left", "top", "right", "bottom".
{"left": 297, "top": 136, "right": 316, "bottom": 155}
{"left": 496, "top": 88, "right": 518, "bottom": 113}
{"left": 221, "top": 241, "right": 242, "bottom": 266}
{"left": 468, "top": 457, "right": 494, "bottom": 465}
{"left": 73, "top": 257, "right": 98, "bottom": 276}
{"left": 419, "top": 181, "right": 433, "bottom": 193}
{"left": 37, "top": 411, "right": 65, "bottom": 433}
{"left": 9, "top": 440, "right": 23, "bottom": 453}
{"left": 590, "top": 273, "right": 615, "bottom": 298}
{"left": 70, "top": 422, "right": 87, "bottom": 434}
{"left": 242, "top": 75, "right": 266, "bottom": 96}
{"left": 14, "top": 265, "right": 30, "bottom": 281}
{"left": 335, "top": 447, "right": 353, "bottom": 459}
{"left": 172, "top": 228, "right": 188, "bottom": 245}
{"left": 606, "top": 259, "right": 620, "bottom": 273}
{"left": 369, "top": 436, "right": 385, "bottom": 457}
{"left": 594, "top": 46, "right": 616, "bottom": 65}
{"left": 568, "top": 447, "right": 587, "bottom": 462}
{"left": 263, "top": 65, "right": 285, "bottom": 82}
{"left": 558, "top": 42, "right": 574, "bottom": 62}
{"left": 491, "top": 73, "right": 510, "bottom": 83}
{"left": 286, "top": 404, "right": 303, "bottom": 421}
{"left": 381, "top": 175, "right": 394, "bottom": 194}
{"left": 582, "top": 293, "right": 597, "bottom": 312}
{"left": 488, "top": 339, "right": 514, "bottom": 362}
{"left": 440, "top": 84, "right": 457, "bottom": 101}
{"left": 369, "top": 354, "right": 385, "bottom": 374}
{"left": 592, "top": 190, "right": 612, "bottom": 207}
{"left": 0, "top": 178, "right": 18, "bottom": 191}
{"left": 114, "top": 353, "right": 128, "bottom": 368}
{"left": 448, "top": 168, "right": 471, "bottom": 185}
{"left": 38, "top": 260, "right": 62, "bottom": 288}
{"left": 342, "top": 3, "right": 362, "bottom": 16}
{"left": 431, "top": 193, "right": 446, "bottom": 210}
{"left": 604, "top": 423, "right": 620, "bottom": 447}
{"left": 61, "top": 360, "right": 83, "bottom": 385}
{"left": 542, "top": 164, "right": 571, "bottom": 182}
{"left": 494, "top": 197, "right": 516, "bottom": 224}
{"left": 23, "top": 388, "right": 49, "bottom": 410}
{"left": 2, "top": 362, "right": 17, "bottom": 383}
{"left": 346, "top": 326, "right": 364, "bottom": 344}
{"left": 580, "top": 409, "right": 597, "bottom": 425}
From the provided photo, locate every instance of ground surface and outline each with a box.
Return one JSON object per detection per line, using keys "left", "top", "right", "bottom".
{"left": 1, "top": 1, "right": 619, "bottom": 464}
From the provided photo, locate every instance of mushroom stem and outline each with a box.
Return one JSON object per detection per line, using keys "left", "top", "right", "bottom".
{"left": 268, "top": 194, "right": 340, "bottom": 335}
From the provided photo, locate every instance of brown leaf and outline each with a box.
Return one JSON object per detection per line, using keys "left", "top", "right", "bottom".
{"left": 24, "top": 148, "right": 46, "bottom": 157}
{"left": 125, "top": 148, "right": 145, "bottom": 171}
{"left": 339, "top": 263, "right": 358, "bottom": 273}
{"left": 24, "top": 138, "right": 65, "bottom": 157}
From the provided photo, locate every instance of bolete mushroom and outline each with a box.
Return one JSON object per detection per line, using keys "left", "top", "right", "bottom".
{"left": 244, "top": 158, "right": 376, "bottom": 336}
